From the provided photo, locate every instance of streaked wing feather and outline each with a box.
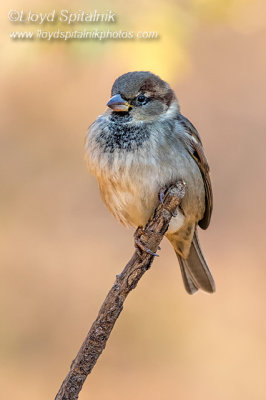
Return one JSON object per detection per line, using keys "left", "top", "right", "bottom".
{"left": 177, "top": 114, "right": 203, "bottom": 144}
{"left": 176, "top": 113, "right": 213, "bottom": 229}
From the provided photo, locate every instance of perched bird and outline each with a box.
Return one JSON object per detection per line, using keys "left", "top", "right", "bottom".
{"left": 85, "top": 71, "right": 215, "bottom": 294}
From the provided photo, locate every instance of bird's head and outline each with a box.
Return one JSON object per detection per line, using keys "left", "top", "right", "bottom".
{"left": 107, "top": 71, "right": 179, "bottom": 122}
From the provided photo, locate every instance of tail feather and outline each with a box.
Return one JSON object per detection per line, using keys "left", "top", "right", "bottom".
{"left": 176, "top": 230, "right": 215, "bottom": 295}
{"left": 178, "top": 260, "right": 199, "bottom": 294}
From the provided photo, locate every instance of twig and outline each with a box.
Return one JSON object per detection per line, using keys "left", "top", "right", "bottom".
{"left": 55, "top": 181, "right": 186, "bottom": 400}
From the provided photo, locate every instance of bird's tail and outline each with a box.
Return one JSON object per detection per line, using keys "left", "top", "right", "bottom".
{"left": 175, "top": 230, "right": 216, "bottom": 295}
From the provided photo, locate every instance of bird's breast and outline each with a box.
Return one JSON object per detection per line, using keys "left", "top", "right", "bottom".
{"left": 86, "top": 114, "right": 205, "bottom": 227}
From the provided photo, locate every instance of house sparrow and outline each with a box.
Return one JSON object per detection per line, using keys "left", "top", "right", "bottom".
{"left": 85, "top": 71, "right": 215, "bottom": 294}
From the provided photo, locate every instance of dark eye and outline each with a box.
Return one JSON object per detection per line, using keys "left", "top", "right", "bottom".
{"left": 136, "top": 94, "right": 147, "bottom": 104}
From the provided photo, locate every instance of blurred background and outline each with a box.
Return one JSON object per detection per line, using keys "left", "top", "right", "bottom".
{"left": 1, "top": 0, "right": 266, "bottom": 399}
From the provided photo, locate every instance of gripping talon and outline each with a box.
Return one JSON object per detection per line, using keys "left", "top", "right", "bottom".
{"left": 145, "top": 248, "right": 159, "bottom": 257}
{"left": 159, "top": 190, "right": 165, "bottom": 204}
{"left": 134, "top": 227, "right": 160, "bottom": 257}
{"left": 135, "top": 239, "right": 159, "bottom": 257}
{"left": 135, "top": 238, "right": 159, "bottom": 257}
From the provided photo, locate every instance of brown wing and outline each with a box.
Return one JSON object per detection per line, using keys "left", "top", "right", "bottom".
{"left": 177, "top": 114, "right": 213, "bottom": 229}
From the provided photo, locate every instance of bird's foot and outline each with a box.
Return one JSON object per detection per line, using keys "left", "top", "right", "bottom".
{"left": 134, "top": 227, "right": 160, "bottom": 257}
{"left": 159, "top": 181, "right": 186, "bottom": 216}
{"left": 159, "top": 187, "right": 167, "bottom": 205}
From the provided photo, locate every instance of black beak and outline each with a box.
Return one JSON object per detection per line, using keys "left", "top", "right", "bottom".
{"left": 107, "top": 94, "right": 130, "bottom": 112}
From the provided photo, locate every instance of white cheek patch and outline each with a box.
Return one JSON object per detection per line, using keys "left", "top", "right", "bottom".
{"left": 167, "top": 209, "right": 185, "bottom": 234}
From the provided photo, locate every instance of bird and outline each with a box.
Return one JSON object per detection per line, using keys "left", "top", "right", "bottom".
{"left": 85, "top": 71, "right": 215, "bottom": 294}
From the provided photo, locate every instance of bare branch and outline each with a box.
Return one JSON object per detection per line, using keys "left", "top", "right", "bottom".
{"left": 55, "top": 181, "right": 186, "bottom": 400}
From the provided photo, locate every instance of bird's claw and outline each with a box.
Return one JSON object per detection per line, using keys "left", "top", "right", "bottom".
{"left": 159, "top": 189, "right": 165, "bottom": 205}
{"left": 135, "top": 239, "right": 159, "bottom": 257}
{"left": 134, "top": 227, "right": 159, "bottom": 257}
{"left": 160, "top": 183, "right": 185, "bottom": 216}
